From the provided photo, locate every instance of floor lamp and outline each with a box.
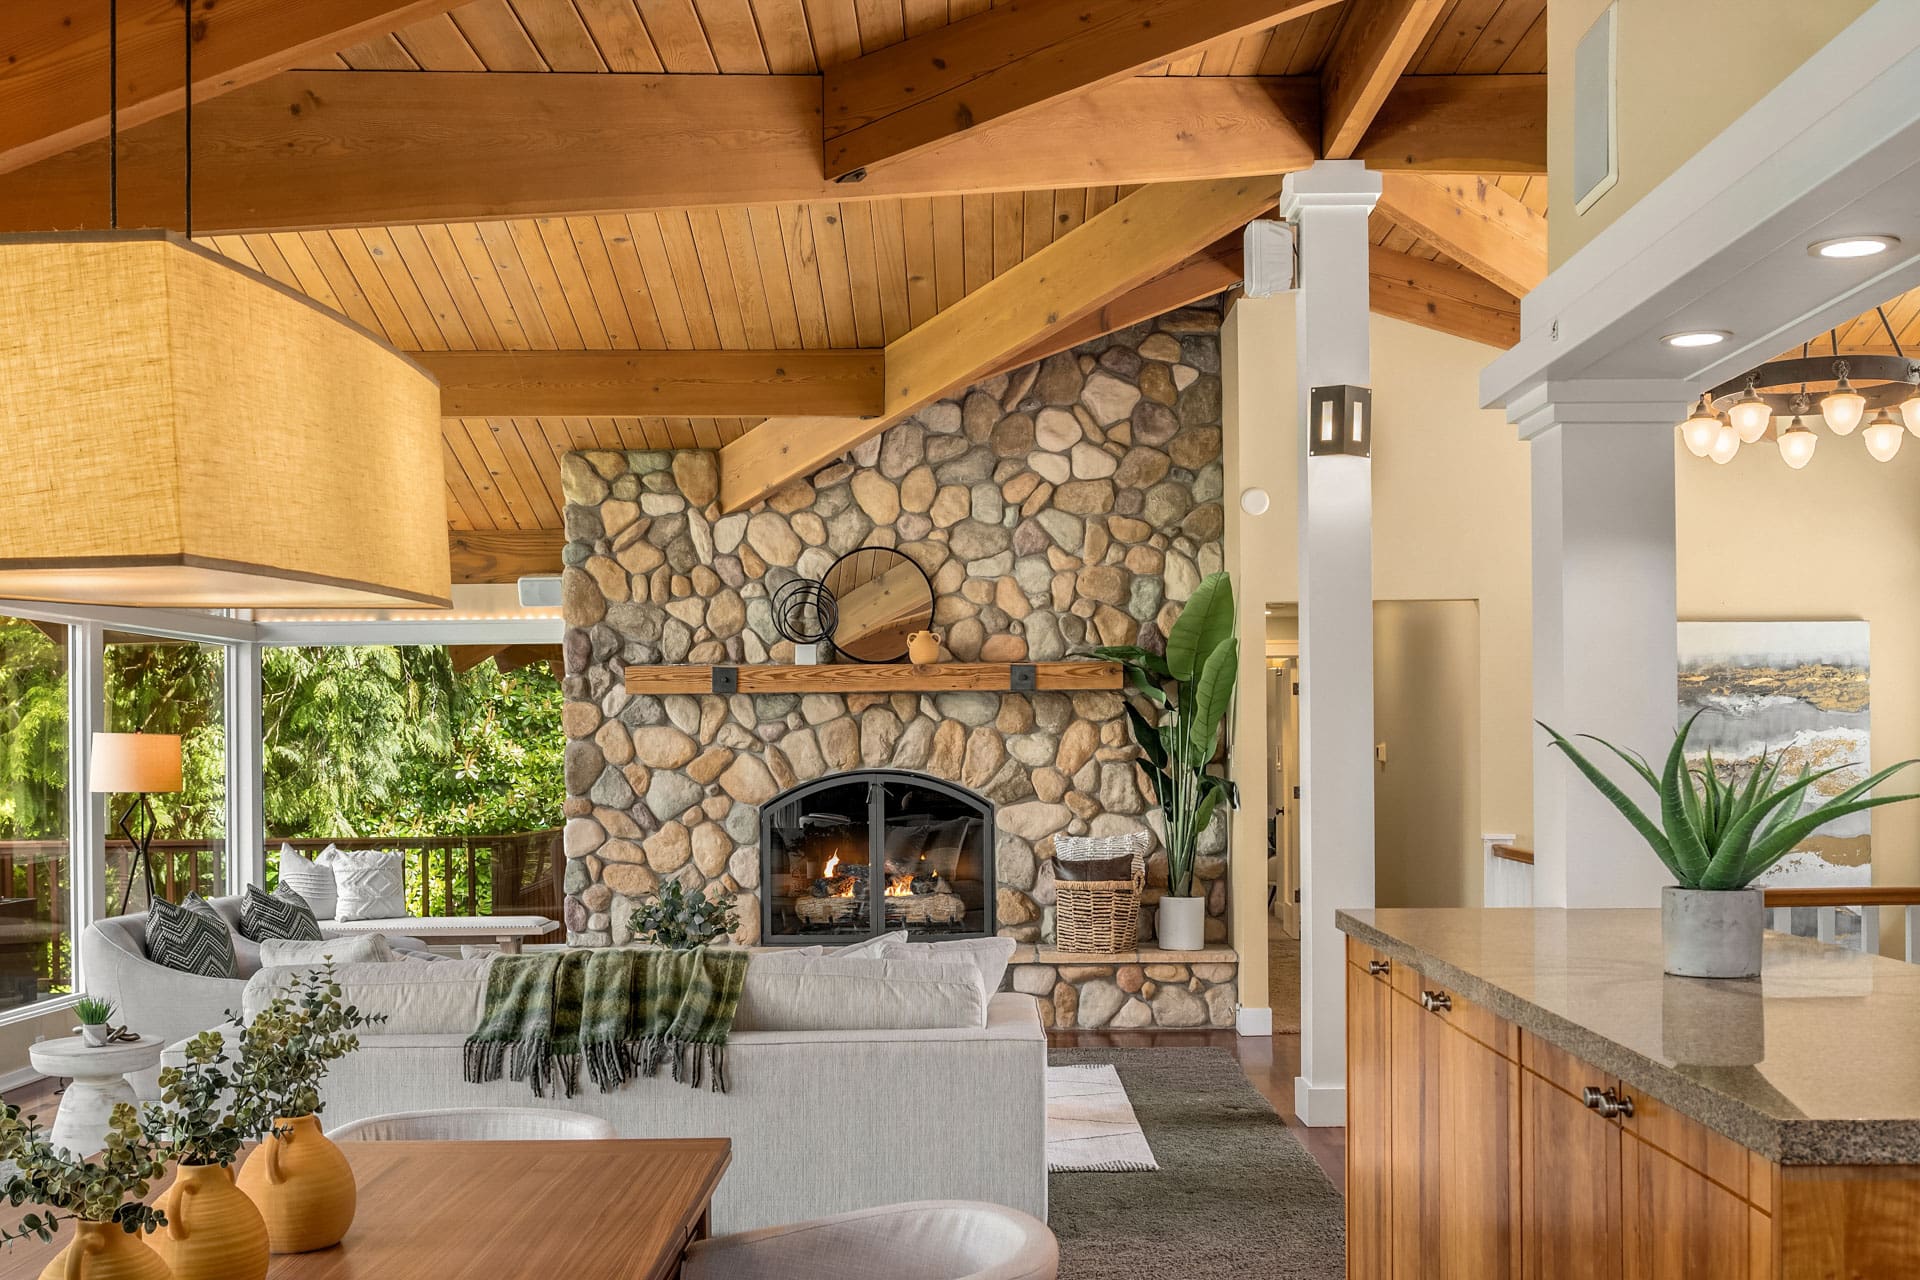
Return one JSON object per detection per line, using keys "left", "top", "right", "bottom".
{"left": 90, "top": 733, "right": 183, "bottom": 914}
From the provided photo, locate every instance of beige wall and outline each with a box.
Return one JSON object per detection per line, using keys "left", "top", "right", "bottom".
{"left": 0, "top": 1005, "right": 79, "bottom": 1084}
{"left": 1549, "top": 0, "right": 1876, "bottom": 266}
{"left": 1375, "top": 600, "right": 1482, "bottom": 908}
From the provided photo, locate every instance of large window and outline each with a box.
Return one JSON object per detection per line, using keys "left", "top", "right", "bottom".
{"left": 104, "top": 636, "right": 227, "bottom": 913}
{"left": 0, "top": 618, "right": 70, "bottom": 1009}
{"left": 262, "top": 646, "right": 563, "bottom": 917}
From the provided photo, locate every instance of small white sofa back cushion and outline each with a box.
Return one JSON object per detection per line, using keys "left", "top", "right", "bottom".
{"left": 733, "top": 955, "right": 986, "bottom": 1032}
{"left": 242, "top": 952, "right": 987, "bottom": 1037}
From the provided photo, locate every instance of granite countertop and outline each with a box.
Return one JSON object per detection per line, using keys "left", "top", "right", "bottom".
{"left": 1337, "top": 907, "right": 1920, "bottom": 1166}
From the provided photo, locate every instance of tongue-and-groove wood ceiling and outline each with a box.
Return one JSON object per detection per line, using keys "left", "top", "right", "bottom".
{"left": 1, "top": 0, "right": 1550, "bottom": 566}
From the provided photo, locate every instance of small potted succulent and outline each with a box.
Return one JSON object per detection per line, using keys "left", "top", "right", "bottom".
{"left": 0, "top": 1103, "right": 170, "bottom": 1280}
{"left": 1542, "top": 714, "right": 1920, "bottom": 978}
{"left": 144, "top": 1029, "right": 272, "bottom": 1279}
{"left": 230, "top": 966, "right": 385, "bottom": 1254}
{"left": 631, "top": 880, "right": 739, "bottom": 949}
{"left": 73, "top": 996, "right": 117, "bottom": 1048}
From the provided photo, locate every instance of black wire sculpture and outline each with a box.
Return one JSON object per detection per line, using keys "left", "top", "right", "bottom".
{"left": 771, "top": 577, "right": 838, "bottom": 649}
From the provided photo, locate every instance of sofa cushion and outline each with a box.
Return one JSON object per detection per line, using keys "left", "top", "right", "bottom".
{"left": 239, "top": 883, "right": 323, "bottom": 942}
{"left": 734, "top": 955, "right": 986, "bottom": 1032}
{"left": 323, "top": 849, "right": 408, "bottom": 921}
{"left": 258, "top": 934, "right": 394, "bottom": 967}
{"left": 243, "top": 957, "right": 493, "bottom": 1034}
{"left": 876, "top": 937, "right": 1018, "bottom": 996}
{"left": 276, "top": 845, "right": 338, "bottom": 920}
{"left": 147, "top": 896, "right": 239, "bottom": 978}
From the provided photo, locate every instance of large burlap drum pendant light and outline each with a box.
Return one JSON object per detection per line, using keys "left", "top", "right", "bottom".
{"left": 0, "top": 2, "right": 449, "bottom": 609}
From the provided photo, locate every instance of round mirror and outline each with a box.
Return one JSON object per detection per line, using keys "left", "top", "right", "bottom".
{"left": 821, "top": 547, "right": 934, "bottom": 664}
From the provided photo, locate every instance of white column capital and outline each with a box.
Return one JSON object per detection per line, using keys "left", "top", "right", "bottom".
{"left": 1505, "top": 378, "right": 1697, "bottom": 440}
{"left": 1281, "top": 161, "right": 1382, "bottom": 221}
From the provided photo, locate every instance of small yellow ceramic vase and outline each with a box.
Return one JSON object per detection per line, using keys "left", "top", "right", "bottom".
{"left": 152, "top": 1163, "right": 269, "bottom": 1280}
{"left": 907, "top": 630, "right": 941, "bottom": 664}
{"left": 36, "top": 1221, "right": 171, "bottom": 1280}
{"left": 234, "top": 1116, "right": 355, "bottom": 1254}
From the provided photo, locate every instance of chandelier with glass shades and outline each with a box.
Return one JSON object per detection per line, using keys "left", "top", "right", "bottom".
{"left": 1679, "top": 312, "right": 1920, "bottom": 469}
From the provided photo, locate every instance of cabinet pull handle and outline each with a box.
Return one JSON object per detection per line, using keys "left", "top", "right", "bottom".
{"left": 1419, "top": 990, "right": 1452, "bottom": 1013}
{"left": 1367, "top": 959, "right": 1390, "bottom": 976}
{"left": 1582, "top": 1086, "right": 1635, "bottom": 1119}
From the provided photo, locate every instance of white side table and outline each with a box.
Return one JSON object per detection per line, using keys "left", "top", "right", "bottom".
{"left": 28, "top": 1035, "right": 164, "bottom": 1157}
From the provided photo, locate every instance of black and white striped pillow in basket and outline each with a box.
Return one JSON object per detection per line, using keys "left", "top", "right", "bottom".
{"left": 240, "top": 883, "right": 324, "bottom": 942}
{"left": 146, "top": 894, "right": 239, "bottom": 978}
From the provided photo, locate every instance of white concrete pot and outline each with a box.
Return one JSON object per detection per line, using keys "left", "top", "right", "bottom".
{"left": 1157, "top": 896, "right": 1206, "bottom": 951}
{"left": 1661, "top": 886, "right": 1764, "bottom": 979}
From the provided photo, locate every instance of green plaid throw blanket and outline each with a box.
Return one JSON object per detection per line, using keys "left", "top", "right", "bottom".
{"left": 463, "top": 947, "right": 750, "bottom": 1097}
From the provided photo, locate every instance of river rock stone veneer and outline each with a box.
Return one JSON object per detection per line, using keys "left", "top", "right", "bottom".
{"left": 560, "top": 298, "right": 1233, "bottom": 1027}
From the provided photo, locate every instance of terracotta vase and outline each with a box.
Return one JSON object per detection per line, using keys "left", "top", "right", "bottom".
{"left": 152, "top": 1163, "right": 269, "bottom": 1280}
{"left": 36, "top": 1220, "right": 171, "bottom": 1280}
{"left": 907, "top": 630, "right": 941, "bottom": 664}
{"left": 234, "top": 1116, "right": 355, "bottom": 1254}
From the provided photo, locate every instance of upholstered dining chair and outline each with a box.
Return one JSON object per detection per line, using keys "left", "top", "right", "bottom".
{"left": 680, "top": 1200, "right": 1058, "bottom": 1280}
{"left": 329, "top": 1107, "right": 615, "bottom": 1142}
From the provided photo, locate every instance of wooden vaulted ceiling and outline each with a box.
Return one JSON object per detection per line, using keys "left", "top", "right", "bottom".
{"left": 0, "top": 0, "right": 1551, "bottom": 574}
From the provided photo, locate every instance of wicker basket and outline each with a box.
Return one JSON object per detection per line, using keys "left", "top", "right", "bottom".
{"left": 1053, "top": 832, "right": 1151, "bottom": 953}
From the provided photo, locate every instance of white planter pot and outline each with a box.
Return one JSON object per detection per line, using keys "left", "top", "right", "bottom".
{"left": 1157, "top": 895, "right": 1206, "bottom": 951}
{"left": 76, "top": 1024, "right": 110, "bottom": 1048}
{"left": 1661, "top": 885, "right": 1764, "bottom": 979}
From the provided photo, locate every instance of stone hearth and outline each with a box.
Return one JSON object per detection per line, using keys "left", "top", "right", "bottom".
{"left": 558, "top": 299, "right": 1234, "bottom": 1023}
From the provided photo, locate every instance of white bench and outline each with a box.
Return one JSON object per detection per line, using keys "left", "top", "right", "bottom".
{"left": 324, "top": 915, "right": 559, "bottom": 954}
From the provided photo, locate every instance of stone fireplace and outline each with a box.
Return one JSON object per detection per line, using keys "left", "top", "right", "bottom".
{"left": 761, "top": 769, "right": 994, "bottom": 944}
{"left": 559, "top": 298, "right": 1239, "bottom": 1027}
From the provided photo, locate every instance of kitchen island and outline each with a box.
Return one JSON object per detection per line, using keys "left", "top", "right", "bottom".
{"left": 1337, "top": 907, "right": 1920, "bottom": 1278}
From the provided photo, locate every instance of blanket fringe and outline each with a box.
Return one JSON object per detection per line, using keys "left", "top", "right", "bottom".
{"left": 576, "top": 1036, "right": 729, "bottom": 1093}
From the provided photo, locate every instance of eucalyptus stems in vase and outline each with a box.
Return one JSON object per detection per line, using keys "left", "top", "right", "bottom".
{"left": 0, "top": 1103, "right": 171, "bottom": 1280}
{"left": 1092, "top": 571, "right": 1239, "bottom": 950}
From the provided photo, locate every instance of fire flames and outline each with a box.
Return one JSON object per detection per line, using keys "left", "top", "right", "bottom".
{"left": 819, "top": 855, "right": 918, "bottom": 897}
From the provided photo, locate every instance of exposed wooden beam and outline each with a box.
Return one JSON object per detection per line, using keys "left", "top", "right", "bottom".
{"left": 492, "top": 644, "right": 560, "bottom": 675}
{"left": 1375, "top": 173, "right": 1546, "bottom": 296}
{"left": 987, "top": 237, "right": 1246, "bottom": 377}
{"left": 0, "top": 72, "right": 1544, "bottom": 235}
{"left": 822, "top": 0, "right": 1338, "bottom": 179}
{"left": 448, "top": 644, "right": 510, "bottom": 675}
{"left": 448, "top": 530, "right": 562, "bottom": 584}
{"left": 415, "top": 350, "right": 886, "bottom": 419}
{"left": 1319, "top": 0, "right": 1450, "bottom": 159}
{"left": 1368, "top": 246, "right": 1519, "bottom": 348}
{"left": 718, "top": 177, "right": 1280, "bottom": 513}
{"left": 0, "top": 0, "right": 463, "bottom": 177}
{"left": 1353, "top": 75, "right": 1547, "bottom": 175}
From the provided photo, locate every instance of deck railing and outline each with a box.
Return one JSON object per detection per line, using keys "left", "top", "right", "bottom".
{"left": 1762, "top": 887, "right": 1920, "bottom": 962}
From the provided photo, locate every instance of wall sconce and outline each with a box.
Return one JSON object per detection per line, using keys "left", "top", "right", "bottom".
{"left": 1308, "top": 384, "right": 1372, "bottom": 457}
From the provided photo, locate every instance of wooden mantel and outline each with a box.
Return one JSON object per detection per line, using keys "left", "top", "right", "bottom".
{"left": 623, "top": 660, "right": 1123, "bottom": 696}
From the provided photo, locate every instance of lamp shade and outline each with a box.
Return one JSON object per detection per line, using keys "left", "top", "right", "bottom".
{"left": 90, "top": 733, "right": 183, "bottom": 795}
{"left": 0, "top": 232, "right": 451, "bottom": 608}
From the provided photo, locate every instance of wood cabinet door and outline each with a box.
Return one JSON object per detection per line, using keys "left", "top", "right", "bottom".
{"left": 1346, "top": 959, "right": 1393, "bottom": 1280}
{"left": 1621, "top": 1134, "right": 1752, "bottom": 1279}
{"left": 1423, "top": 1005, "right": 1521, "bottom": 1280}
{"left": 1521, "top": 1069, "right": 1621, "bottom": 1280}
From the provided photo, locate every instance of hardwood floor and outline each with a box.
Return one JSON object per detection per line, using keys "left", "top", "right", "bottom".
{"left": 1048, "top": 1028, "right": 1346, "bottom": 1185}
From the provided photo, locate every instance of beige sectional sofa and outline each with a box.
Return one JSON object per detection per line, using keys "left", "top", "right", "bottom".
{"left": 172, "top": 951, "right": 1048, "bottom": 1234}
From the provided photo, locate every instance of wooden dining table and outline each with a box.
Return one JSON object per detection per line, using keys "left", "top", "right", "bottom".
{"left": 0, "top": 1138, "right": 731, "bottom": 1280}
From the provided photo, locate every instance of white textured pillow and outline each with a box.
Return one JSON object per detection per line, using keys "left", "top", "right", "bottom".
{"left": 322, "top": 848, "right": 408, "bottom": 922}
{"left": 243, "top": 958, "right": 492, "bottom": 1033}
{"left": 259, "top": 934, "right": 394, "bottom": 967}
{"left": 832, "top": 931, "right": 907, "bottom": 959}
{"left": 277, "top": 845, "right": 338, "bottom": 920}
{"left": 879, "top": 936, "right": 1018, "bottom": 996}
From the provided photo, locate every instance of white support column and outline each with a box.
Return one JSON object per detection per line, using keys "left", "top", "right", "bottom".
{"left": 1514, "top": 381, "right": 1688, "bottom": 908}
{"left": 1283, "top": 161, "right": 1380, "bottom": 1128}
{"left": 67, "top": 622, "right": 106, "bottom": 987}
{"left": 226, "top": 640, "right": 265, "bottom": 893}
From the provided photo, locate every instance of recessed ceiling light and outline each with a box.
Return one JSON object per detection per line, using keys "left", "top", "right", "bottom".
{"left": 1663, "top": 330, "right": 1731, "bottom": 349}
{"left": 1808, "top": 235, "right": 1900, "bottom": 259}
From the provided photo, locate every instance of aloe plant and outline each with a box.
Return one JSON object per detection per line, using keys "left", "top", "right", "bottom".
{"left": 1540, "top": 714, "right": 1920, "bottom": 890}
{"left": 1091, "top": 571, "right": 1238, "bottom": 898}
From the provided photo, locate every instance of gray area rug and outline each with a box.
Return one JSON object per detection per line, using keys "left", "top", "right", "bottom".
{"left": 1048, "top": 1047, "right": 1345, "bottom": 1280}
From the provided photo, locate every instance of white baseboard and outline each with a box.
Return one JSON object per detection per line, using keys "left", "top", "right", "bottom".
{"left": 1293, "top": 1077, "right": 1347, "bottom": 1128}
{"left": 0, "top": 1067, "right": 46, "bottom": 1094}
{"left": 1235, "top": 1005, "right": 1273, "bottom": 1037}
